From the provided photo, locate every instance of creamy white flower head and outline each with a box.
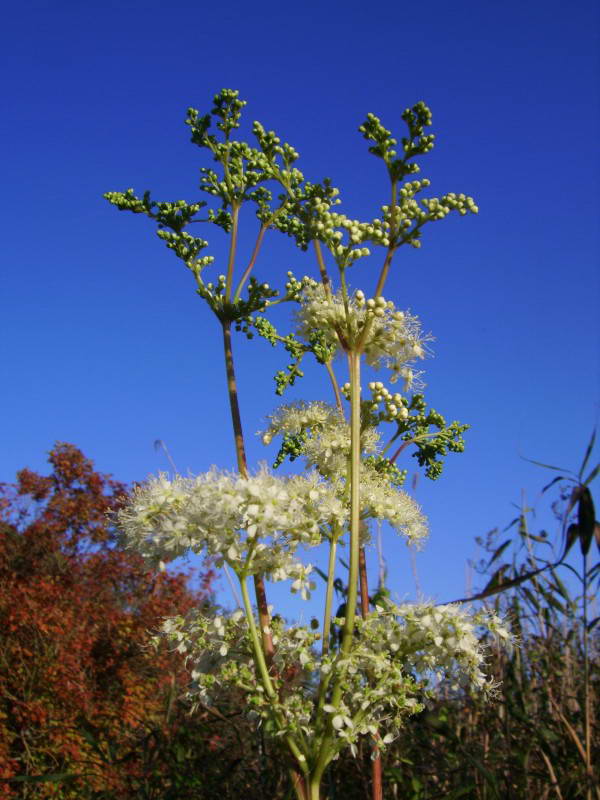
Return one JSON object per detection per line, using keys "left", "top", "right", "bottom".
{"left": 261, "top": 401, "right": 342, "bottom": 444}
{"left": 261, "top": 401, "right": 380, "bottom": 479}
{"left": 369, "top": 602, "right": 514, "bottom": 693}
{"left": 159, "top": 601, "right": 512, "bottom": 758}
{"left": 118, "top": 466, "right": 343, "bottom": 577}
{"left": 360, "top": 464, "right": 428, "bottom": 545}
{"left": 295, "top": 280, "right": 429, "bottom": 384}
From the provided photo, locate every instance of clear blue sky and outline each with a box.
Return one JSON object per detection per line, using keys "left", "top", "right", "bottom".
{"left": 2, "top": 0, "right": 598, "bottom": 613}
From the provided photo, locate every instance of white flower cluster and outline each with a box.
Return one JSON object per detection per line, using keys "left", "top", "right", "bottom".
{"left": 367, "top": 602, "right": 513, "bottom": 693}
{"left": 316, "top": 602, "right": 513, "bottom": 754}
{"left": 261, "top": 401, "right": 380, "bottom": 479}
{"left": 260, "top": 402, "right": 427, "bottom": 544}
{"left": 296, "top": 280, "right": 428, "bottom": 385}
{"left": 159, "top": 610, "right": 256, "bottom": 703}
{"left": 360, "top": 464, "right": 428, "bottom": 545}
{"left": 261, "top": 401, "right": 343, "bottom": 447}
{"left": 118, "top": 466, "right": 342, "bottom": 586}
{"left": 157, "top": 601, "right": 512, "bottom": 761}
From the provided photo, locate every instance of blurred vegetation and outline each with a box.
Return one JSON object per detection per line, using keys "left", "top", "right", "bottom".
{"left": 1, "top": 440, "right": 597, "bottom": 798}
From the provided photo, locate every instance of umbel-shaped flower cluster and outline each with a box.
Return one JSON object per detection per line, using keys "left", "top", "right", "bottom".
{"left": 158, "top": 602, "right": 511, "bottom": 760}
{"left": 107, "top": 89, "right": 510, "bottom": 800}
{"left": 295, "top": 280, "right": 428, "bottom": 385}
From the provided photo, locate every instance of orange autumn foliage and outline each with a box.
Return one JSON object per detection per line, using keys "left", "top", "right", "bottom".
{"left": 0, "top": 444, "right": 214, "bottom": 797}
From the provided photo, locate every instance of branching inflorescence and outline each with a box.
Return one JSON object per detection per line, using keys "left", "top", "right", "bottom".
{"left": 105, "top": 89, "right": 510, "bottom": 800}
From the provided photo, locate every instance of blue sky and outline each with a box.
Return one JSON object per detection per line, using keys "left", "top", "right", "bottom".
{"left": 2, "top": 0, "right": 598, "bottom": 614}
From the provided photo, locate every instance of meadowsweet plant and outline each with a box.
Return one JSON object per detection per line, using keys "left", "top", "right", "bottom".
{"left": 105, "top": 89, "right": 511, "bottom": 800}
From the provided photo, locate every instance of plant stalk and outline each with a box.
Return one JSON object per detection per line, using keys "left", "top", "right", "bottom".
{"left": 359, "top": 546, "right": 383, "bottom": 800}
{"left": 311, "top": 350, "right": 362, "bottom": 792}
{"left": 221, "top": 320, "right": 274, "bottom": 661}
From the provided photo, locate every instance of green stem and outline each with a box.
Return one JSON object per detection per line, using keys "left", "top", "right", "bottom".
{"left": 358, "top": 547, "right": 383, "bottom": 800}
{"left": 325, "top": 361, "right": 343, "bottom": 413}
{"left": 221, "top": 320, "right": 274, "bottom": 661}
{"left": 308, "top": 776, "right": 322, "bottom": 800}
{"left": 240, "top": 576, "right": 308, "bottom": 774}
{"left": 240, "top": 576, "right": 276, "bottom": 697}
{"left": 321, "top": 531, "right": 339, "bottom": 658}
{"left": 372, "top": 244, "right": 396, "bottom": 301}
{"left": 312, "top": 351, "right": 362, "bottom": 789}
{"left": 341, "top": 350, "right": 362, "bottom": 656}
{"left": 232, "top": 222, "right": 268, "bottom": 303}
{"left": 583, "top": 550, "right": 592, "bottom": 800}
{"left": 225, "top": 203, "right": 240, "bottom": 302}
{"left": 222, "top": 321, "right": 248, "bottom": 475}
{"left": 313, "top": 240, "right": 332, "bottom": 298}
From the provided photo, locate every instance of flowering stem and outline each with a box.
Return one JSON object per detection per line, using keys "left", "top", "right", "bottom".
{"left": 240, "top": 575, "right": 276, "bottom": 698}
{"left": 372, "top": 244, "right": 396, "bottom": 301}
{"left": 221, "top": 320, "right": 274, "bottom": 662}
{"left": 225, "top": 203, "right": 240, "bottom": 303}
{"left": 312, "top": 351, "right": 362, "bottom": 790}
{"left": 321, "top": 531, "right": 339, "bottom": 658}
{"left": 358, "top": 547, "right": 383, "bottom": 800}
{"left": 325, "top": 361, "right": 343, "bottom": 413}
{"left": 343, "top": 349, "right": 362, "bottom": 656}
{"left": 313, "top": 240, "right": 332, "bottom": 299}
{"left": 240, "top": 575, "right": 309, "bottom": 776}
{"left": 222, "top": 321, "right": 248, "bottom": 476}
{"left": 232, "top": 222, "right": 268, "bottom": 303}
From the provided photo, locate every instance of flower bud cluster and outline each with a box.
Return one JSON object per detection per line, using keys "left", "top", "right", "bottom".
{"left": 252, "top": 120, "right": 300, "bottom": 166}
{"left": 367, "top": 381, "right": 409, "bottom": 422}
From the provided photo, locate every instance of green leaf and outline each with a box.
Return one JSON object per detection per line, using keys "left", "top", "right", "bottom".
{"left": 457, "top": 749, "right": 501, "bottom": 798}
{"left": 485, "top": 538, "right": 512, "bottom": 569}
{"left": 561, "top": 523, "right": 580, "bottom": 560}
{"left": 541, "top": 475, "right": 565, "bottom": 494}
{"left": 577, "top": 487, "right": 596, "bottom": 555}
{"left": 587, "top": 615, "right": 600, "bottom": 631}
{"left": 584, "top": 461, "right": 600, "bottom": 487}
{"left": 520, "top": 455, "right": 567, "bottom": 473}
{"left": 578, "top": 427, "right": 596, "bottom": 480}
{"left": 445, "top": 784, "right": 477, "bottom": 799}
{"left": 3, "top": 773, "right": 79, "bottom": 785}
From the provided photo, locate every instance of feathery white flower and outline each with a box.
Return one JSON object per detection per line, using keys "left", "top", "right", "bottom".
{"left": 295, "top": 280, "right": 429, "bottom": 385}
{"left": 360, "top": 464, "right": 428, "bottom": 545}
{"left": 118, "top": 466, "right": 342, "bottom": 577}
